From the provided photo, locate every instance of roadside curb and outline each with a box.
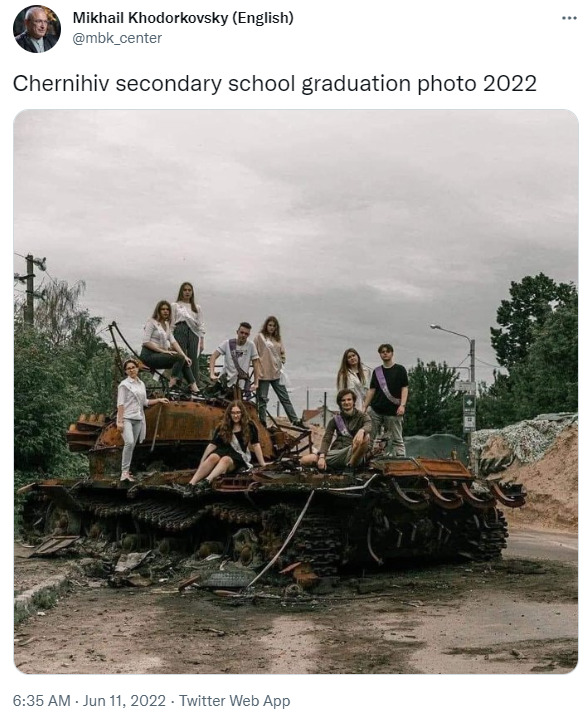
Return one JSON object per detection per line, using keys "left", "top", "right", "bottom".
{"left": 14, "top": 574, "right": 71, "bottom": 625}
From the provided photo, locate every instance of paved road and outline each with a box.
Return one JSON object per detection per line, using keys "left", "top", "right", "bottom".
{"left": 14, "top": 527, "right": 578, "bottom": 675}
{"left": 506, "top": 528, "right": 578, "bottom": 564}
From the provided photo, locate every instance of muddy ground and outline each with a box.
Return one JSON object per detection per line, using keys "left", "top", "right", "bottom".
{"left": 14, "top": 423, "right": 579, "bottom": 675}
{"left": 14, "top": 538, "right": 577, "bottom": 675}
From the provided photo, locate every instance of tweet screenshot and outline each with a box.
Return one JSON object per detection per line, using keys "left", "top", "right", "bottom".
{"left": 6, "top": 0, "right": 583, "bottom": 714}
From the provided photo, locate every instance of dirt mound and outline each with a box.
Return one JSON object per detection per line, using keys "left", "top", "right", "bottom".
{"left": 493, "top": 425, "right": 578, "bottom": 533}
{"left": 289, "top": 417, "right": 578, "bottom": 534}
{"left": 480, "top": 434, "right": 512, "bottom": 461}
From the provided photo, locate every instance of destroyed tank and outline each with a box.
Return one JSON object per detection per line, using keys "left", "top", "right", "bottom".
{"left": 22, "top": 387, "right": 526, "bottom": 578}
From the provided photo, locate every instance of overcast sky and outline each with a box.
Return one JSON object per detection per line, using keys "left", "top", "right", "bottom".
{"left": 13, "top": 110, "right": 578, "bottom": 411}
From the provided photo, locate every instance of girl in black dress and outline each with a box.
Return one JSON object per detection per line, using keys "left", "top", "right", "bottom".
{"left": 189, "top": 401, "right": 267, "bottom": 486}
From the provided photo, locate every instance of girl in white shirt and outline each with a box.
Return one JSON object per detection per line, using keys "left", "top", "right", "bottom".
{"left": 336, "top": 348, "right": 372, "bottom": 412}
{"left": 139, "top": 299, "right": 198, "bottom": 394}
{"left": 116, "top": 358, "right": 169, "bottom": 482}
{"left": 170, "top": 282, "right": 205, "bottom": 386}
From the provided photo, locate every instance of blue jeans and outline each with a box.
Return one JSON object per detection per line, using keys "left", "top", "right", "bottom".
{"left": 257, "top": 379, "right": 298, "bottom": 425}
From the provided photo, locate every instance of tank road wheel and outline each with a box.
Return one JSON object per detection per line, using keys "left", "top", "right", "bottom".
{"left": 44, "top": 502, "right": 82, "bottom": 535}
{"left": 85, "top": 520, "right": 114, "bottom": 541}
{"left": 260, "top": 504, "right": 344, "bottom": 576}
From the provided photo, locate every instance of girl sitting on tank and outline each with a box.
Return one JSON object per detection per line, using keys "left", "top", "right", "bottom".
{"left": 189, "top": 400, "right": 267, "bottom": 489}
{"left": 116, "top": 358, "right": 169, "bottom": 482}
{"left": 170, "top": 281, "right": 205, "bottom": 387}
{"left": 336, "top": 347, "right": 372, "bottom": 412}
{"left": 140, "top": 299, "right": 199, "bottom": 394}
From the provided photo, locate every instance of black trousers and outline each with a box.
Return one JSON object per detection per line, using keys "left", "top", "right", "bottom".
{"left": 172, "top": 322, "right": 200, "bottom": 383}
{"left": 139, "top": 347, "right": 196, "bottom": 385}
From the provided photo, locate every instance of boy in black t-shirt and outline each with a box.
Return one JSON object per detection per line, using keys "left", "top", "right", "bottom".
{"left": 363, "top": 343, "right": 409, "bottom": 456}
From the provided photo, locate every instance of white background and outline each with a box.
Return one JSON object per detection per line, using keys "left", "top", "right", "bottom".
{"left": 5, "top": 1, "right": 584, "bottom": 714}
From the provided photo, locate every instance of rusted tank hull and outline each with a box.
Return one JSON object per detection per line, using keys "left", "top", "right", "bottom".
{"left": 72, "top": 400, "right": 278, "bottom": 478}
{"left": 24, "top": 459, "right": 525, "bottom": 574}
{"left": 27, "top": 401, "right": 527, "bottom": 578}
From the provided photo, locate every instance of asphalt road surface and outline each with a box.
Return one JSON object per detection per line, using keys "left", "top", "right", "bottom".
{"left": 506, "top": 528, "right": 578, "bottom": 564}
{"left": 14, "top": 528, "right": 578, "bottom": 675}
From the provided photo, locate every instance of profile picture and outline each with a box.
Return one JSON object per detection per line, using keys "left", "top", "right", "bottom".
{"left": 14, "top": 5, "right": 60, "bottom": 53}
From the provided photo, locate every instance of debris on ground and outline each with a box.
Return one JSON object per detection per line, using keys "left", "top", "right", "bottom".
{"left": 473, "top": 418, "right": 578, "bottom": 532}
{"left": 114, "top": 551, "right": 151, "bottom": 573}
{"left": 473, "top": 413, "right": 577, "bottom": 469}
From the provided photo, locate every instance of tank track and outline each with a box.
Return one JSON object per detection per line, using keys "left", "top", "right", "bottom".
{"left": 32, "top": 481, "right": 511, "bottom": 574}
{"left": 450, "top": 508, "right": 508, "bottom": 562}
{"left": 74, "top": 486, "right": 262, "bottom": 534}
{"left": 256, "top": 503, "right": 344, "bottom": 576}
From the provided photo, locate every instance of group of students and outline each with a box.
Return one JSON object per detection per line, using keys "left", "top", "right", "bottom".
{"left": 116, "top": 281, "right": 205, "bottom": 481}
{"left": 299, "top": 344, "right": 409, "bottom": 476}
{"left": 116, "top": 283, "right": 409, "bottom": 484}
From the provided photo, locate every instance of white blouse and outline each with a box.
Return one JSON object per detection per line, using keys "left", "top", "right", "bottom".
{"left": 142, "top": 318, "right": 175, "bottom": 349}
{"left": 337, "top": 365, "right": 372, "bottom": 411}
{"left": 171, "top": 302, "right": 205, "bottom": 337}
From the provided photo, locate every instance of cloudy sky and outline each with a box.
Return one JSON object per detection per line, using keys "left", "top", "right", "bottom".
{"left": 13, "top": 110, "right": 578, "bottom": 411}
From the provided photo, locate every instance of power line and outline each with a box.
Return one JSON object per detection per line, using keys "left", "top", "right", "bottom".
{"left": 43, "top": 268, "right": 59, "bottom": 285}
{"left": 14, "top": 254, "right": 48, "bottom": 325}
{"left": 454, "top": 354, "right": 469, "bottom": 368}
{"left": 475, "top": 356, "right": 502, "bottom": 369}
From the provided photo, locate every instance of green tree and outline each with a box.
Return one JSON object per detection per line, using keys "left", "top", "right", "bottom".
{"left": 404, "top": 360, "right": 462, "bottom": 436}
{"left": 14, "top": 280, "right": 116, "bottom": 474}
{"left": 37, "top": 280, "right": 116, "bottom": 412}
{"left": 490, "top": 273, "right": 577, "bottom": 370}
{"left": 480, "top": 294, "right": 577, "bottom": 425}
{"left": 14, "top": 327, "right": 83, "bottom": 471}
{"left": 34, "top": 280, "right": 100, "bottom": 348}
{"left": 476, "top": 373, "right": 518, "bottom": 429}
{"left": 510, "top": 302, "right": 578, "bottom": 416}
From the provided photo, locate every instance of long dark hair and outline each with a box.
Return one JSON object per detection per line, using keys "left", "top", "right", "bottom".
{"left": 336, "top": 348, "right": 366, "bottom": 389}
{"left": 152, "top": 300, "right": 171, "bottom": 326}
{"left": 217, "top": 400, "right": 252, "bottom": 445}
{"left": 260, "top": 315, "right": 281, "bottom": 342}
{"left": 176, "top": 282, "right": 198, "bottom": 313}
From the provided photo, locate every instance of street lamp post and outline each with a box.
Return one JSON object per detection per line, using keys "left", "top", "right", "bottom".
{"left": 430, "top": 324, "right": 475, "bottom": 385}
{"left": 430, "top": 324, "right": 477, "bottom": 468}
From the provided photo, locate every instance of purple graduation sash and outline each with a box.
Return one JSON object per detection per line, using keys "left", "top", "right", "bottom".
{"left": 374, "top": 366, "right": 401, "bottom": 405}
{"left": 229, "top": 339, "right": 252, "bottom": 395}
{"left": 334, "top": 413, "right": 352, "bottom": 437}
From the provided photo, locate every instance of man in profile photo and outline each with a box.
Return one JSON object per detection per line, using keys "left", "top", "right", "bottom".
{"left": 15, "top": 6, "right": 59, "bottom": 53}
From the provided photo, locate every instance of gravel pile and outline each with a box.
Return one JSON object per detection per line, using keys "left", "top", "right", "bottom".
{"left": 472, "top": 413, "right": 578, "bottom": 464}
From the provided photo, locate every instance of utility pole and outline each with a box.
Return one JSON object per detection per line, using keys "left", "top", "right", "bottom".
{"left": 14, "top": 254, "right": 47, "bottom": 326}
{"left": 430, "top": 324, "right": 476, "bottom": 468}
{"left": 25, "top": 255, "right": 35, "bottom": 325}
{"left": 470, "top": 339, "right": 476, "bottom": 385}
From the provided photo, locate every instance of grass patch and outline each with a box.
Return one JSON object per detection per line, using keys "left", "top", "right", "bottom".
{"left": 14, "top": 584, "right": 65, "bottom": 627}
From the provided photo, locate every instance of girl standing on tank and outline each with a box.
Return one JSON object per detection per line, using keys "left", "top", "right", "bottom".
{"left": 140, "top": 299, "right": 199, "bottom": 394}
{"left": 171, "top": 282, "right": 206, "bottom": 387}
{"left": 116, "top": 358, "right": 169, "bottom": 482}
{"left": 254, "top": 316, "right": 302, "bottom": 427}
{"left": 336, "top": 348, "right": 372, "bottom": 412}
